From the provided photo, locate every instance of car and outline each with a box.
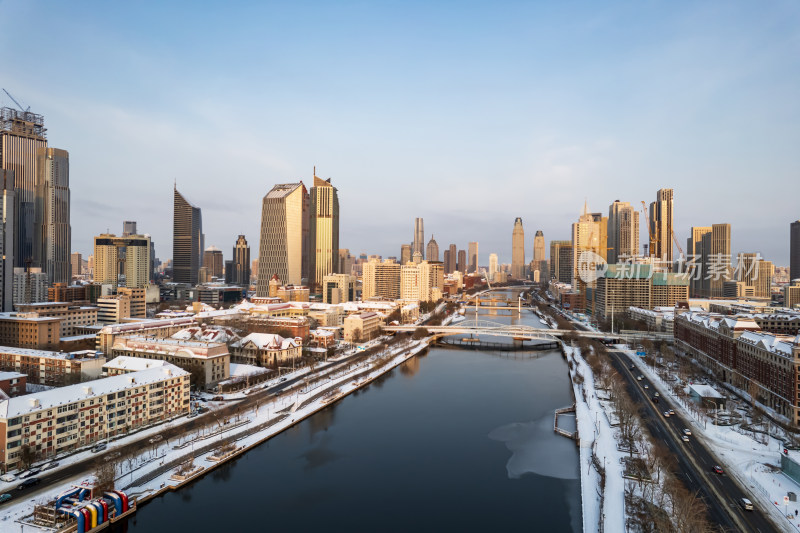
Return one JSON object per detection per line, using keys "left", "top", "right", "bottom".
{"left": 17, "top": 478, "right": 40, "bottom": 490}
{"left": 683, "top": 429, "right": 692, "bottom": 436}
{"left": 712, "top": 465, "right": 724, "bottom": 475}
{"left": 669, "top": 409, "right": 675, "bottom": 415}
{"left": 91, "top": 443, "right": 107, "bottom": 453}
{"left": 654, "top": 392, "right": 660, "bottom": 397}
{"left": 637, "top": 376, "right": 643, "bottom": 381}
{"left": 0, "top": 493, "right": 11, "bottom": 503}
{"left": 212, "top": 396, "right": 223, "bottom": 401}
{"left": 663, "top": 411, "right": 670, "bottom": 417}
{"left": 629, "top": 365, "right": 635, "bottom": 370}
{"left": 279, "top": 377, "right": 287, "bottom": 383}
{"left": 148, "top": 435, "right": 163, "bottom": 444}
{"left": 681, "top": 435, "right": 690, "bottom": 442}
{"left": 739, "top": 498, "right": 754, "bottom": 511}
{"left": 0, "top": 474, "right": 15, "bottom": 483}
{"left": 644, "top": 385, "right": 649, "bottom": 389}
{"left": 40, "top": 462, "right": 58, "bottom": 471}
{"left": 652, "top": 396, "right": 659, "bottom": 403}
{"left": 18, "top": 468, "right": 40, "bottom": 479}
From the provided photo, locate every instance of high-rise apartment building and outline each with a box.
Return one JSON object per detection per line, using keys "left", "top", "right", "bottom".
{"left": 0, "top": 107, "right": 47, "bottom": 269}
{"left": 400, "top": 244, "right": 412, "bottom": 265}
{"left": 690, "top": 223, "right": 731, "bottom": 298}
{"left": 791, "top": 220, "right": 800, "bottom": 282}
{"left": 511, "top": 218, "right": 525, "bottom": 279}
{"left": 232, "top": 235, "right": 250, "bottom": 286}
{"left": 13, "top": 267, "right": 48, "bottom": 306}
{"left": 468, "top": 242, "right": 478, "bottom": 274}
{"left": 489, "top": 253, "right": 498, "bottom": 280}
{"left": 413, "top": 218, "right": 424, "bottom": 259}
{"left": 533, "top": 230, "right": 545, "bottom": 263}
{"left": 686, "top": 226, "right": 711, "bottom": 297}
{"left": 571, "top": 205, "right": 606, "bottom": 287}
{"left": 203, "top": 246, "right": 224, "bottom": 279}
{"left": 173, "top": 186, "right": 203, "bottom": 285}
{"left": 256, "top": 183, "right": 309, "bottom": 294}
{"left": 736, "top": 253, "right": 773, "bottom": 299}
{"left": 34, "top": 148, "right": 70, "bottom": 284}
{"left": 401, "top": 261, "right": 444, "bottom": 302}
{"left": 607, "top": 200, "right": 639, "bottom": 264}
{"left": 93, "top": 233, "right": 152, "bottom": 289}
{"left": 426, "top": 236, "right": 439, "bottom": 262}
{"left": 0, "top": 170, "right": 14, "bottom": 311}
{"left": 648, "top": 188, "right": 673, "bottom": 262}
{"left": 362, "top": 258, "right": 400, "bottom": 300}
{"left": 549, "top": 240, "right": 571, "bottom": 283}
{"left": 309, "top": 175, "right": 339, "bottom": 290}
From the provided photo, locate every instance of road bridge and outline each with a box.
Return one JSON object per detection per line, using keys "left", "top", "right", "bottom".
{"left": 384, "top": 319, "right": 672, "bottom": 343}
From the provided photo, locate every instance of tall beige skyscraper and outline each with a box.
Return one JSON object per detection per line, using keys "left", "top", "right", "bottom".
{"left": 695, "top": 223, "right": 731, "bottom": 298}
{"left": 686, "top": 226, "right": 711, "bottom": 297}
{"left": 400, "top": 244, "right": 412, "bottom": 265}
{"left": 607, "top": 200, "right": 640, "bottom": 264}
{"left": 309, "top": 174, "right": 339, "bottom": 290}
{"left": 468, "top": 242, "right": 478, "bottom": 274}
{"left": 71, "top": 252, "right": 82, "bottom": 277}
{"left": 401, "top": 260, "right": 444, "bottom": 302}
{"left": 571, "top": 204, "right": 605, "bottom": 287}
{"left": 736, "top": 252, "right": 773, "bottom": 299}
{"left": 489, "top": 253, "right": 498, "bottom": 280}
{"left": 533, "top": 230, "right": 545, "bottom": 262}
{"left": 93, "top": 233, "right": 151, "bottom": 289}
{"left": 511, "top": 218, "right": 525, "bottom": 279}
{"left": 256, "top": 182, "right": 309, "bottom": 294}
{"left": 413, "top": 218, "right": 424, "bottom": 259}
{"left": 648, "top": 188, "right": 674, "bottom": 262}
{"left": 446, "top": 244, "right": 457, "bottom": 274}
{"left": 34, "top": 148, "right": 71, "bottom": 284}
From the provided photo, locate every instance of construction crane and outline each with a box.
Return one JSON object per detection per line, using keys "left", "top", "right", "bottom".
{"left": 670, "top": 227, "right": 686, "bottom": 262}
{"left": 2, "top": 88, "right": 30, "bottom": 112}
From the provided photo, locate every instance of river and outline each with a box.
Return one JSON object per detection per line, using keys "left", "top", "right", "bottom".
{"left": 111, "top": 289, "right": 581, "bottom": 532}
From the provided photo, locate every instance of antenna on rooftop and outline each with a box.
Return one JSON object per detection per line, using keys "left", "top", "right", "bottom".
{"left": 2, "top": 89, "right": 30, "bottom": 112}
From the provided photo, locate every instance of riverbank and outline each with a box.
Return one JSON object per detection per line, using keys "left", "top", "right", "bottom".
{"left": 4, "top": 337, "right": 432, "bottom": 532}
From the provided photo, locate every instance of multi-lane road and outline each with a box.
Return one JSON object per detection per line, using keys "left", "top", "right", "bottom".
{"left": 608, "top": 348, "right": 779, "bottom": 533}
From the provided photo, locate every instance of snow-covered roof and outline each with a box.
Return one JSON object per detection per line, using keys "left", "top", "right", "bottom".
{"left": 228, "top": 363, "right": 270, "bottom": 378}
{"left": 738, "top": 331, "right": 797, "bottom": 357}
{"left": 688, "top": 384, "right": 723, "bottom": 399}
{"left": 0, "top": 346, "right": 102, "bottom": 361}
{"left": 103, "top": 356, "right": 169, "bottom": 372}
{"left": 172, "top": 326, "right": 240, "bottom": 344}
{"left": 0, "top": 363, "right": 187, "bottom": 419}
{"left": 232, "top": 333, "right": 299, "bottom": 351}
{"left": 0, "top": 371, "right": 26, "bottom": 381}
{"left": 99, "top": 317, "right": 196, "bottom": 335}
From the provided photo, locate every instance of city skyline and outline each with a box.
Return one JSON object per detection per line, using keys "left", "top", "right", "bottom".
{"left": 1, "top": 1, "right": 797, "bottom": 266}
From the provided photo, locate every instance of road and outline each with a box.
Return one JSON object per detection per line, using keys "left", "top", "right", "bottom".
{"left": 3, "top": 341, "right": 387, "bottom": 502}
{"left": 608, "top": 348, "right": 779, "bottom": 533}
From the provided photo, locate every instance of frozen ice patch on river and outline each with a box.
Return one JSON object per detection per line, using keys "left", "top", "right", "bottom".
{"left": 489, "top": 415, "right": 579, "bottom": 480}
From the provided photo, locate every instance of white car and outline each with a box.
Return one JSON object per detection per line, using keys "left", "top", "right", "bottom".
{"left": 637, "top": 376, "right": 643, "bottom": 381}
{"left": 644, "top": 385, "right": 649, "bottom": 389}
{"left": 681, "top": 435, "right": 690, "bottom": 442}
{"left": 663, "top": 411, "right": 670, "bottom": 418}
{"left": 683, "top": 428, "right": 692, "bottom": 436}
{"left": 0, "top": 474, "right": 15, "bottom": 483}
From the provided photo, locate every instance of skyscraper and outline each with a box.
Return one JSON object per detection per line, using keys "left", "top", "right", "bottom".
{"left": 34, "top": 148, "right": 71, "bottom": 284}
{"left": 489, "top": 253, "right": 498, "bottom": 280}
{"left": 232, "top": 235, "right": 250, "bottom": 286}
{"left": 468, "top": 242, "right": 478, "bottom": 274}
{"left": 362, "top": 258, "right": 400, "bottom": 300}
{"left": 571, "top": 204, "right": 604, "bottom": 287}
{"left": 413, "top": 218, "right": 424, "bottom": 259}
{"left": 0, "top": 170, "right": 14, "bottom": 311}
{"left": 71, "top": 252, "right": 82, "bottom": 277}
{"left": 0, "top": 107, "right": 47, "bottom": 269}
{"left": 426, "top": 236, "right": 439, "bottom": 262}
{"left": 400, "top": 244, "right": 412, "bottom": 265}
{"left": 122, "top": 221, "right": 137, "bottom": 236}
{"left": 309, "top": 174, "right": 339, "bottom": 290}
{"left": 549, "top": 240, "right": 572, "bottom": 284}
{"left": 457, "top": 249, "right": 466, "bottom": 273}
{"left": 447, "top": 244, "right": 457, "bottom": 274}
{"left": 791, "top": 220, "right": 800, "bottom": 282}
{"left": 533, "top": 230, "right": 545, "bottom": 262}
{"left": 256, "top": 182, "right": 309, "bottom": 294}
{"left": 173, "top": 186, "right": 203, "bottom": 285}
{"left": 94, "top": 233, "right": 151, "bottom": 289}
{"left": 648, "top": 188, "right": 674, "bottom": 262}
{"left": 511, "top": 218, "right": 525, "bottom": 279}
{"left": 203, "top": 246, "right": 224, "bottom": 279}
{"left": 691, "top": 223, "right": 731, "bottom": 298}
{"left": 608, "top": 200, "right": 640, "bottom": 264}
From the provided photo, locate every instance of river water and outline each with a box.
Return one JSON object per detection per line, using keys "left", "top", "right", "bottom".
{"left": 111, "top": 290, "right": 581, "bottom": 532}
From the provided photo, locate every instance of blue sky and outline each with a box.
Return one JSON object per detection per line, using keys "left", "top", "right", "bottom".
{"left": 1, "top": 0, "right": 798, "bottom": 265}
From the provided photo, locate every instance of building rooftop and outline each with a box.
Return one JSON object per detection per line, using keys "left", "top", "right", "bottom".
{"left": 0, "top": 346, "right": 103, "bottom": 361}
{"left": 103, "top": 356, "right": 169, "bottom": 373}
{"left": 0, "top": 371, "right": 26, "bottom": 381}
{"left": 0, "top": 364, "right": 187, "bottom": 418}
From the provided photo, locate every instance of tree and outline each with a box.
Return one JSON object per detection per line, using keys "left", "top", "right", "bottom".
{"left": 412, "top": 327, "right": 429, "bottom": 340}
{"left": 189, "top": 365, "right": 207, "bottom": 390}
{"left": 19, "top": 444, "right": 37, "bottom": 470}
{"left": 94, "top": 458, "right": 116, "bottom": 494}
{"left": 350, "top": 328, "right": 362, "bottom": 344}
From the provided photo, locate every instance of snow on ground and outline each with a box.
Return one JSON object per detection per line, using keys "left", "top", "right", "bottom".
{"left": 619, "top": 345, "right": 800, "bottom": 533}
{"left": 0, "top": 338, "right": 429, "bottom": 531}
{"left": 565, "top": 344, "right": 625, "bottom": 533}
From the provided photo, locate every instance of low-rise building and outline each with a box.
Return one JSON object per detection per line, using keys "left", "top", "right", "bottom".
{"left": 15, "top": 302, "right": 99, "bottom": 336}
{"left": 0, "top": 313, "right": 61, "bottom": 350}
{"left": 0, "top": 348, "right": 105, "bottom": 386}
{"left": 0, "top": 363, "right": 189, "bottom": 470}
{"left": 627, "top": 306, "right": 675, "bottom": 333}
{"left": 230, "top": 333, "right": 301, "bottom": 367}
{"left": 0, "top": 372, "right": 26, "bottom": 397}
{"left": 322, "top": 274, "right": 356, "bottom": 304}
{"left": 96, "top": 317, "right": 197, "bottom": 354}
{"left": 110, "top": 336, "right": 230, "bottom": 387}
{"left": 343, "top": 312, "right": 381, "bottom": 342}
